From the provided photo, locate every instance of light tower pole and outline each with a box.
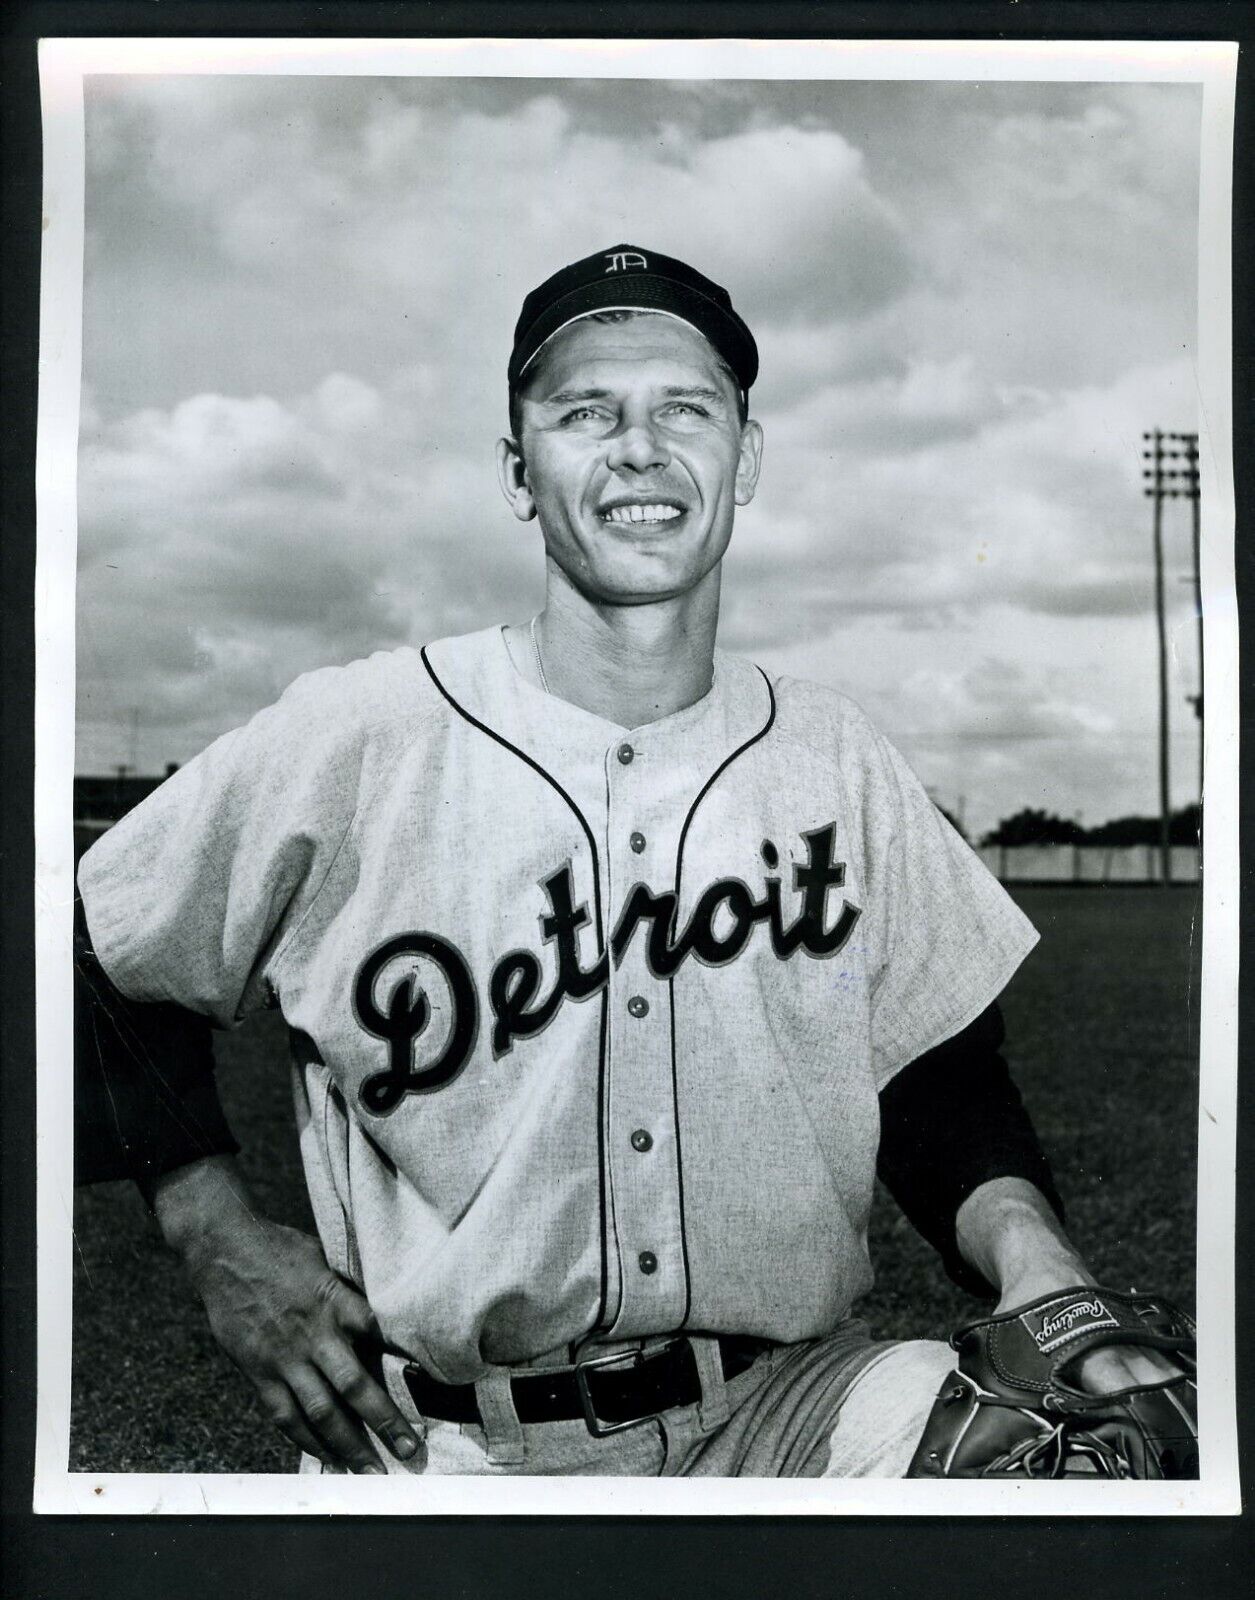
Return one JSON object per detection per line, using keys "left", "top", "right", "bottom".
{"left": 1141, "top": 430, "right": 1202, "bottom": 886}
{"left": 1178, "top": 433, "right": 1203, "bottom": 813}
{"left": 1142, "top": 430, "right": 1172, "bottom": 886}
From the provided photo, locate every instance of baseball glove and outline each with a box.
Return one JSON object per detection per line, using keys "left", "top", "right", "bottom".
{"left": 906, "top": 1285, "right": 1198, "bottom": 1479}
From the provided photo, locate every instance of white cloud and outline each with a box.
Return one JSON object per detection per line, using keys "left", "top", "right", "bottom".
{"left": 726, "top": 354, "right": 1198, "bottom": 642}
{"left": 76, "top": 76, "right": 1205, "bottom": 834}
{"left": 75, "top": 369, "right": 546, "bottom": 770}
{"left": 752, "top": 607, "right": 1200, "bottom": 842}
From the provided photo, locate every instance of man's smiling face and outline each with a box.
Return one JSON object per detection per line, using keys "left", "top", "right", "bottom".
{"left": 499, "top": 314, "right": 763, "bottom": 605}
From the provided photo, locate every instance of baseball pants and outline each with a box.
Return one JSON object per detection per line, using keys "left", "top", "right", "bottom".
{"left": 304, "top": 1323, "right": 955, "bottom": 1477}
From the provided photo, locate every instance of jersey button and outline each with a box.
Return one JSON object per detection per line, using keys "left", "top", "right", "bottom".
{"left": 617, "top": 742, "right": 635, "bottom": 765}
{"left": 627, "top": 995, "right": 649, "bottom": 1018}
{"left": 630, "top": 1128, "right": 653, "bottom": 1153}
{"left": 629, "top": 831, "right": 646, "bottom": 853}
{"left": 638, "top": 1251, "right": 658, "bottom": 1275}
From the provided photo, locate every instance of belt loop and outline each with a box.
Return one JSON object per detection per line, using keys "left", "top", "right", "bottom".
{"left": 382, "top": 1352, "right": 429, "bottom": 1437}
{"left": 691, "top": 1335, "right": 731, "bottom": 1433}
{"left": 474, "top": 1367, "right": 527, "bottom": 1466}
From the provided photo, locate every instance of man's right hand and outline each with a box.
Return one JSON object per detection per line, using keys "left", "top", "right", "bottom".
{"left": 150, "top": 1155, "right": 421, "bottom": 1473}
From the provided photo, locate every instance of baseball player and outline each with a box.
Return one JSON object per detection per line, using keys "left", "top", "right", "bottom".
{"left": 75, "top": 244, "right": 1196, "bottom": 1479}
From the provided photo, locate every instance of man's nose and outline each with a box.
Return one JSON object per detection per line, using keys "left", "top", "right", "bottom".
{"left": 605, "top": 417, "right": 671, "bottom": 473}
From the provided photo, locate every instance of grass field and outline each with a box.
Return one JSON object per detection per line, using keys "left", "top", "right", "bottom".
{"left": 68, "top": 885, "right": 1201, "bottom": 1474}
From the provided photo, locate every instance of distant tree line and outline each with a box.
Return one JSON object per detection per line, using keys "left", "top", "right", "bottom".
{"left": 979, "top": 803, "right": 1201, "bottom": 849}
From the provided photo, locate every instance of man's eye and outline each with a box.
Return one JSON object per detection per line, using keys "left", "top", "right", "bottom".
{"left": 663, "top": 402, "right": 709, "bottom": 419}
{"left": 559, "top": 406, "right": 607, "bottom": 425}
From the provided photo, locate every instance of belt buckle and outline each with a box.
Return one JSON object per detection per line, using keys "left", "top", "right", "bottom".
{"left": 574, "top": 1345, "right": 656, "bottom": 1438}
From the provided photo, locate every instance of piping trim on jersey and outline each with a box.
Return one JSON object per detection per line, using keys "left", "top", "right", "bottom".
{"left": 669, "top": 666, "right": 778, "bottom": 1330}
{"left": 418, "top": 646, "right": 614, "bottom": 1334}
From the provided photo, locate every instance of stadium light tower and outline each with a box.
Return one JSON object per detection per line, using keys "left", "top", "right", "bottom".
{"left": 1142, "top": 429, "right": 1202, "bottom": 887}
{"left": 1178, "top": 433, "right": 1203, "bottom": 811}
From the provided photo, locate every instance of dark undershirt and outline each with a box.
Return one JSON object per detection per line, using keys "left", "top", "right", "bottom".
{"left": 876, "top": 1002, "right": 1064, "bottom": 1296}
{"left": 74, "top": 895, "right": 1061, "bottom": 1298}
{"left": 73, "top": 894, "right": 239, "bottom": 1191}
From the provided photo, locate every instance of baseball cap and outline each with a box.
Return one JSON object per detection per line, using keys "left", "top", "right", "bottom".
{"left": 508, "top": 243, "right": 759, "bottom": 398}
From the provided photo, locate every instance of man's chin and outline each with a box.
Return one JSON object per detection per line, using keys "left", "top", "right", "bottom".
{"left": 543, "top": 534, "right": 726, "bottom": 607}
{"left": 561, "top": 568, "right": 706, "bottom": 608}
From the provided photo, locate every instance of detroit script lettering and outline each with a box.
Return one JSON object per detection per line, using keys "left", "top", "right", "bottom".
{"left": 352, "top": 823, "right": 860, "bottom": 1115}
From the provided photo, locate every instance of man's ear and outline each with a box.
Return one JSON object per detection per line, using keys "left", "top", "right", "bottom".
{"left": 496, "top": 437, "right": 537, "bottom": 522}
{"left": 734, "top": 419, "right": 764, "bottom": 507}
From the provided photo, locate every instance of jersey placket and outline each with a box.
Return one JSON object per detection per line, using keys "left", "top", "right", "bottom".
{"left": 601, "top": 731, "right": 687, "bottom": 1337}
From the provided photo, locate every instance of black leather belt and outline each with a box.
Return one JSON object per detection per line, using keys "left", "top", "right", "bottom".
{"left": 403, "top": 1335, "right": 769, "bottom": 1438}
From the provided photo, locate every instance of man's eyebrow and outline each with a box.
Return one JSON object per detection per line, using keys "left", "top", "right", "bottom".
{"left": 660, "top": 385, "right": 727, "bottom": 405}
{"left": 538, "top": 384, "right": 730, "bottom": 407}
{"left": 541, "top": 388, "right": 613, "bottom": 405}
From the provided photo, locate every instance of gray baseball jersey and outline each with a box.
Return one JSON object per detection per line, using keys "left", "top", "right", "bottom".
{"left": 78, "top": 625, "right": 1037, "bottom": 1385}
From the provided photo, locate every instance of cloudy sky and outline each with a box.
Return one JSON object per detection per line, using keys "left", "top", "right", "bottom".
{"left": 75, "top": 73, "right": 1204, "bottom": 839}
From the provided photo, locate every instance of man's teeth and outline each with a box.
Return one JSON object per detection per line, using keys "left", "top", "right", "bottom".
{"left": 602, "top": 503, "right": 683, "bottom": 525}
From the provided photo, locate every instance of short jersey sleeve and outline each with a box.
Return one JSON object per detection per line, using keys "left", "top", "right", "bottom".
{"left": 855, "top": 722, "right": 1039, "bottom": 1089}
{"left": 76, "top": 667, "right": 365, "bottom": 1028}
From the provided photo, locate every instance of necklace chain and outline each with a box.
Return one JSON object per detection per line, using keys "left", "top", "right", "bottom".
{"left": 529, "top": 615, "right": 552, "bottom": 695}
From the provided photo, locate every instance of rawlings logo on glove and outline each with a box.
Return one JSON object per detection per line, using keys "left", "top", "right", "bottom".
{"left": 906, "top": 1286, "right": 1198, "bottom": 1479}
{"left": 1025, "top": 1295, "right": 1120, "bottom": 1352}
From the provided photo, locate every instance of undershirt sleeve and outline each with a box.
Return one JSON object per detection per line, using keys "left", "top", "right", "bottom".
{"left": 875, "top": 1000, "right": 1065, "bottom": 1298}
{"left": 75, "top": 891, "right": 239, "bottom": 1192}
